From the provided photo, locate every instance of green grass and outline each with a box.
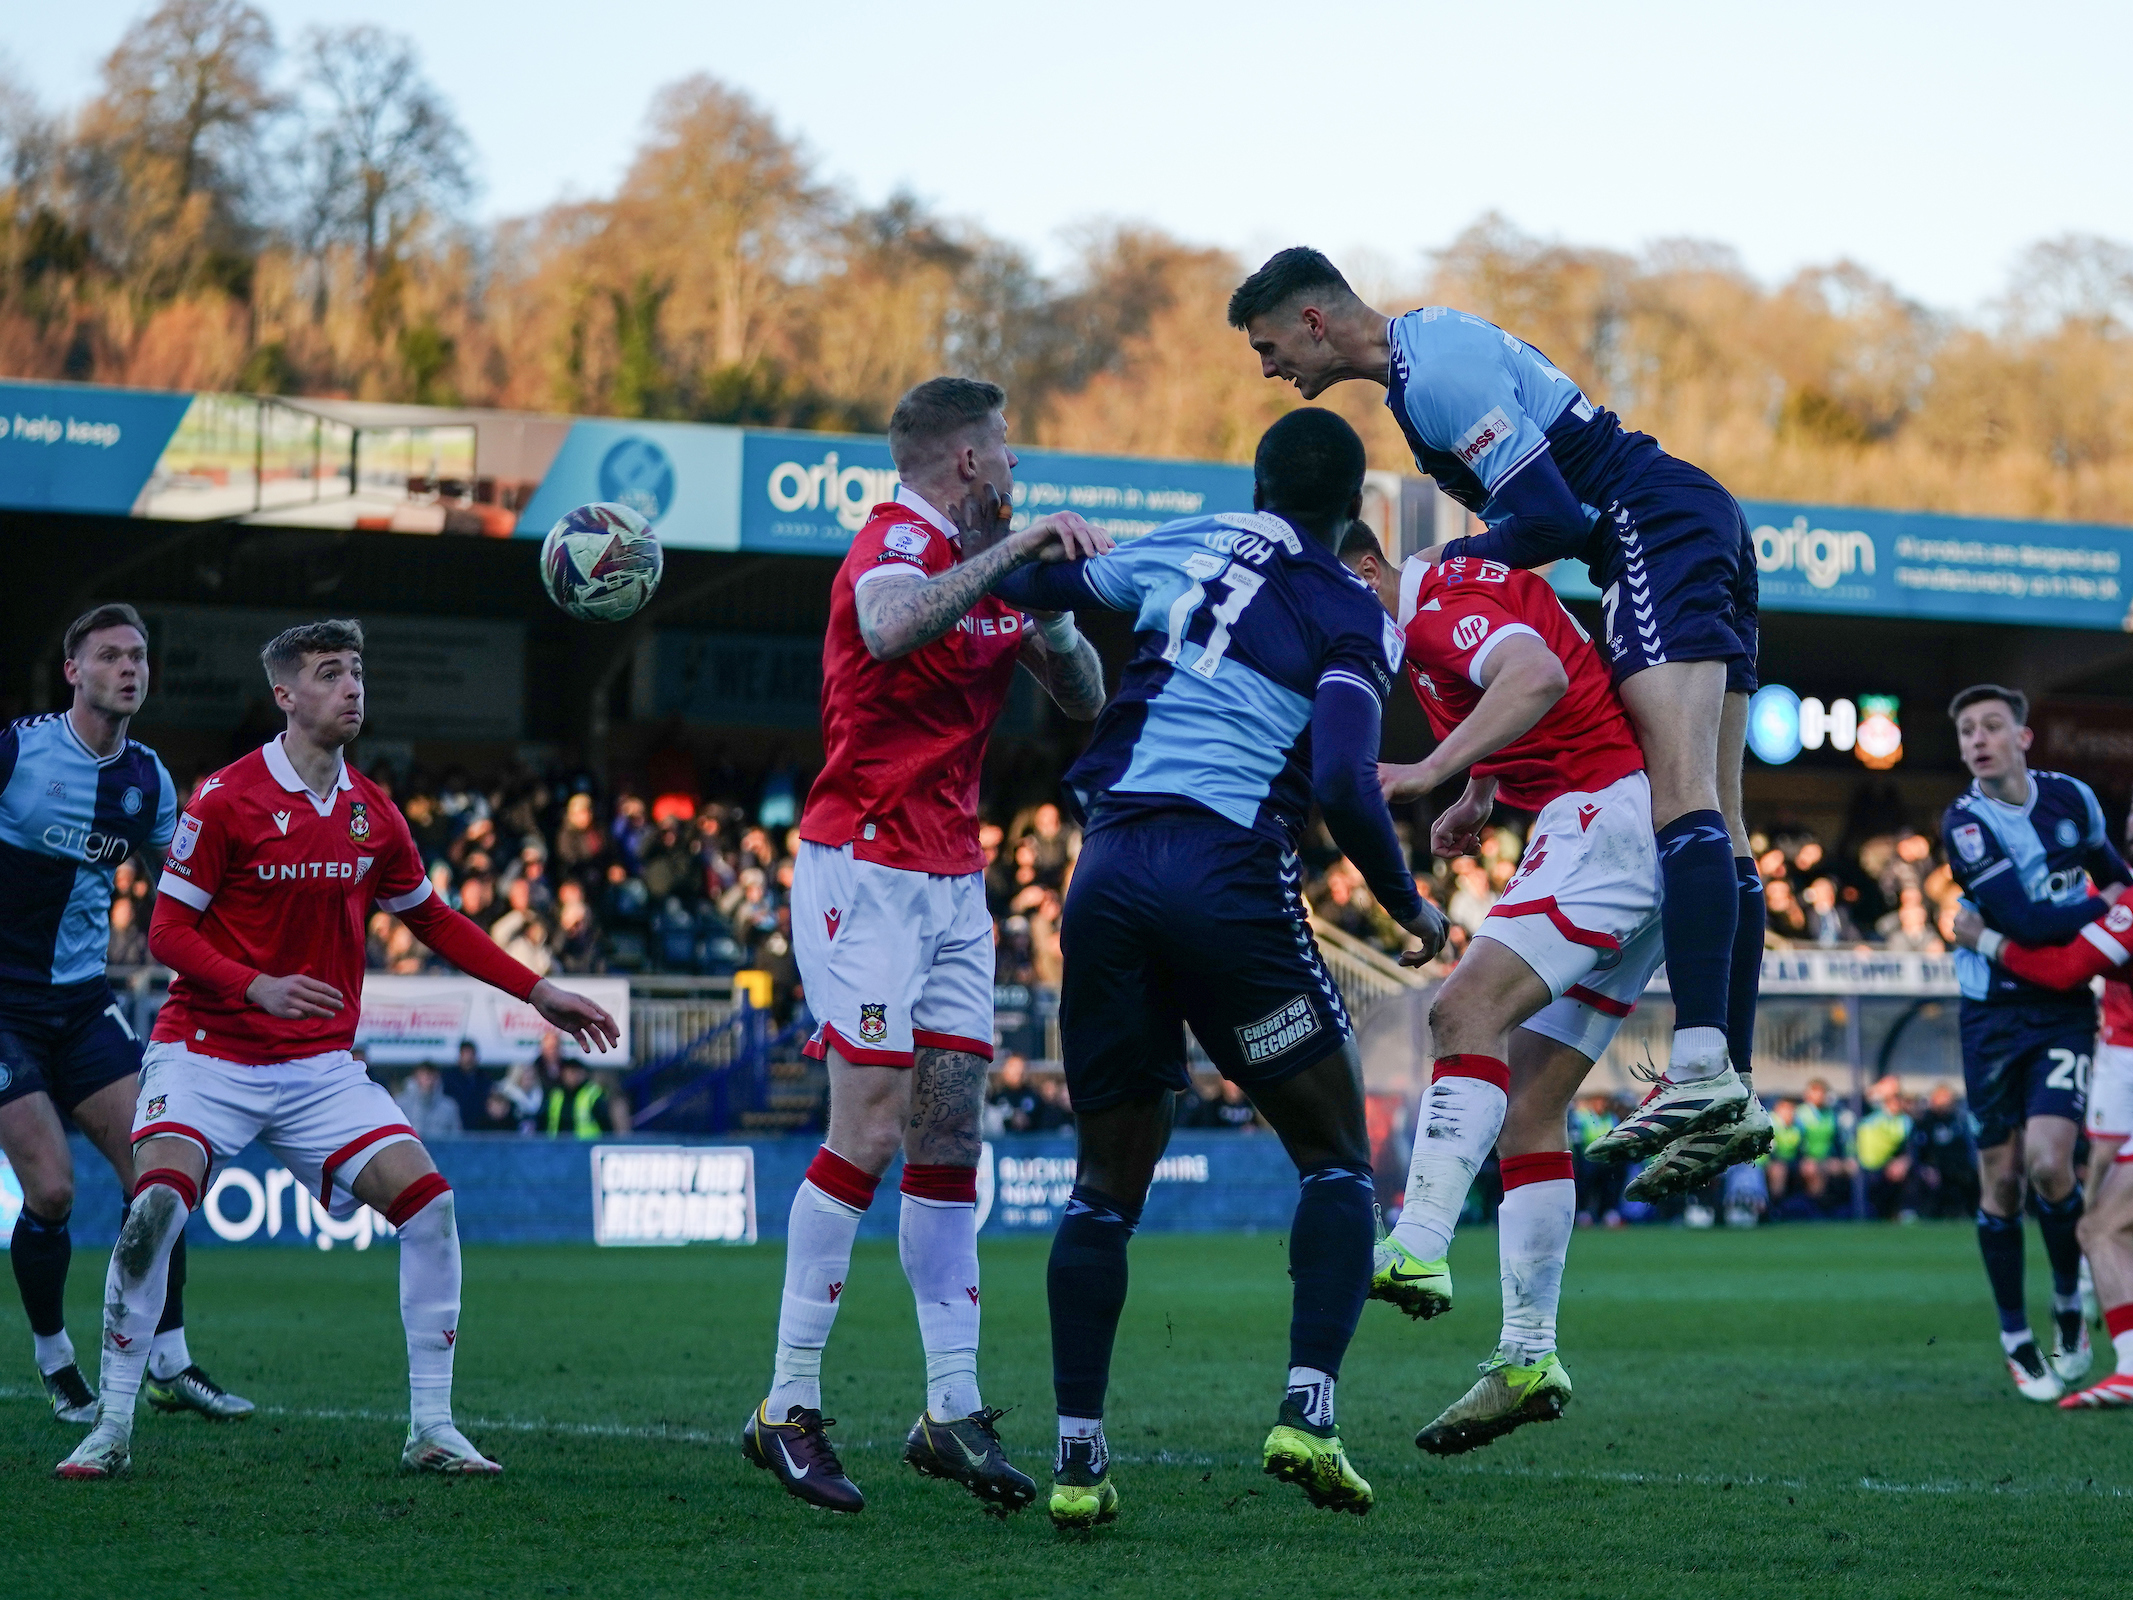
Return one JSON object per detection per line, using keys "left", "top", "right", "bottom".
{"left": 3, "top": 1223, "right": 2125, "bottom": 1599}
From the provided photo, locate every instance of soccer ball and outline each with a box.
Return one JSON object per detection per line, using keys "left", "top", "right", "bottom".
{"left": 540, "top": 503, "right": 664, "bottom": 623}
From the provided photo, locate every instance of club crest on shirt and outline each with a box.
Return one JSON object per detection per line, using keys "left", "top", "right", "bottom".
{"left": 857, "top": 1003, "right": 888, "bottom": 1044}
{"left": 1953, "top": 823, "right": 1985, "bottom": 863}
{"left": 2057, "top": 818, "right": 2080, "bottom": 847}
{"left": 348, "top": 801, "right": 371, "bottom": 842}
{"left": 145, "top": 1094, "right": 166, "bottom": 1119}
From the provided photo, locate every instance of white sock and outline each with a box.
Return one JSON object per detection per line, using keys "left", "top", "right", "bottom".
{"left": 98, "top": 1182, "right": 190, "bottom": 1437}
{"left": 768, "top": 1180, "right": 864, "bottom": 1416}
{"left": 149, "top": 1325, "right": 192, "bottom": 1381}
{"left": 397, "top": 1186, "right": 461, "bottom": 1434}
{"left": 34, "top": 1329, "right": 76, "bottom": 1376}
{"left": 1285, "top": 1365, "right": 1336, "bottom": 1428}
{"left": 2001, "top": 1327, "right": 2036, "bottom": 1356}
{"left": 1390, "top": 1060, "right": 1508, "bottom": 1262}
{"left": 2114, "top": 1328, "right": 2133, "bottom": 1374}
{"left": 1498, "top": 1174, "right": 1576, "bottom": 1357}
{"left": 1057, "top": 1415, "right": 1106, "bottom": 1471}
{"left": 900, "top": 1190, "right": 982, "bottom": 1420}
{"left": 1666, "top": 1026, "right": 1730, "bottom": 1081}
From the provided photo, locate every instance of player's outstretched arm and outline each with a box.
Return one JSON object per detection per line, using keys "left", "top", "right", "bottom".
{"left": 1439, "top": 452, "right": 1589, "bottom": 571}
{"left": 398, "top": 896, "right": 620, "bottom": 1054}
{"left": 1954, "top": 904, "right": 2127, "bottom": 991}
{"left": 1378, "top": 634, "right": 1567, "bottom": 803}
{"left": 1962, "top": 861, "right": 2111, "bottom": 946}
{"left": 1310, "top": 679, "right": 1446, "bottom": 964}
{"left": 855, "top": 510, "right": 1110, "bottom": 661}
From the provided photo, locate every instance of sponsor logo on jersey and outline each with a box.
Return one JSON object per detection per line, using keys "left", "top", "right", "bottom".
{"left": 1454, "top": 407, "right": 1516, "bottom": 467}
{"left": 121, "top": 786, "right": 142, "bottom": 816}
{"left": 145, "top": 1094, "right": 166, "bottom": 1119}
{"left": 956, "top": 612, "right": 1023, "bottom": 638}
{"left": 2109, "top": 904, "right": 2133, "bottom": 935}
{"left": 273, "top": 810, "right": 291, "bottom": 835}
{"left": 857, "top": 1003, "right": 888, "bottom": 1044}
{"left": 170, "top": 813, "right": 202, "bottom": 862}
{"left": 348, "top": 801, "right": 370, "bottom": 842}
{"left": 1451, "top": 614, "right": 1491, "bottom": 651}
{"left": 46, "top": 781, "right": 63, "bottom": 798}
{"left": 254, "top": 860, "right": 366, "bottom": 881}
{"left": 1236, "top": 995, "right": 1321, "bottom": 1065}
{"left": 2058, "top": 819, "right": 2080, "bottom": 847}
{"left": 1953, "top": 823, "right": 1985, "bottom": 863}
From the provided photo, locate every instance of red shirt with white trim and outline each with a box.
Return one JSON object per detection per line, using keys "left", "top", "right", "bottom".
{"left": 799, "top": 486, "right": 1032, "bottom": 877}
{"left": 1397, "top": 555, "right": 1643, "bottom": 811}
{"left": 154, "top": 736, "right": 432, "bottom": 1065}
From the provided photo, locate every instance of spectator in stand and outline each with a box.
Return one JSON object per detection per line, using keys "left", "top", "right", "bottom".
{"left": 554, "top": 791, "right": 606, "bottom": 886}
{"left": 980, "top": 822, "right": 1014, "bottom": 918}
{"left": 1209, "top": 1077, "right": 1260, "bottom": 1133}
{"left": 1026, "top": 802, "right": 1075, "bottom": 889}
{"left": 493, "top": 1060, "right": 543, "bottom": 1131}
{"left": 1796, "top": 1078, "right": 1851, "bottom": 1208}
{"left": 640, "top": 819, "right": 698, "bottom": 902}
{"left": 457, "top": 874, "right": 498, "bottom": 932}
{"left": 542, "top": 1057, "right": 629, "bottom": 1137}
{"left": 1571, "top": 1092, "right": 1624, "bottom": 1226}
{"left": 1446, "top": 856, "right": 1494, "bottom": 935}
{"left": 995, "top": 915, "right": 1038, "bottom": 987}
{"left": 1028, "top": 891, "right": 1065, "bottom": 988}
{"left": 442, "top": 1041, "right": 494, "bottom": 1132}
{"left": 1764, "top": 877, "right": 1808, "bottom": 946}
{"left": 1033, "top": 1074, "right": 1074, "bottom": 1132}
{"left": 1765, "top": 1098, "right": 1805, "bottom": 1213}
{"left": 1905, "top": 1082, "right": 1978, "bottom": 1219}
{"left": 989, "top": 1054, "right": 1042, "bottom": 1134}
{"left": 1855, "top": 1077, "right": 1915, "bottom": 1219}
{"left": 609, "top": 793, "right": 651, "bottom": 876}
{"left": 757, "top": 906, "right": 802, "bottom": 1022}
{"left": 1802, "top": 877, "right": 1861, "bottom": 947}
{"left": 1877, "top": 887, "right": 1945, "bottom": 954}
{"left": 106, "top": 893, "right": 148, "bottom": 967}
{"left": 554, "top": 880, "right": 603, "bottom": 973}
{"left": 394, "top": 1063, "right": 464, "bottom": 1142}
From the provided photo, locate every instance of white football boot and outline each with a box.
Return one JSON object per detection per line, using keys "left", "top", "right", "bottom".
{"left": 55, "top": 1413, "right": 133, "bottom": 1478}
{"left": 403, "top": 1422, "right": 503, "bottom": 1475}
{"left": 1587, "top": 1062, "right": 1749, "bottom": 1165}
{"left": 2006, "top": 1339, "right": 2067, "bottom": 1403}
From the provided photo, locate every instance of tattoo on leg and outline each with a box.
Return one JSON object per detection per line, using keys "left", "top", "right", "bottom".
{"left": 909, "top": 1048, "right": 987, "bottom": 1165}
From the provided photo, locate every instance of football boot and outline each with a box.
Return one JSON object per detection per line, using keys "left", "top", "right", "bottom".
{"left": 903, "top": 1407, "right": 1037, "bottom": 1514}
{"left": 2060, "top": 1372, "right": 2133, "bottom": 1409}
{"left": 2051, "top": 1313, "right": 2094, "bottom": 1385}
{"left": 401, "top": 1422, "right": 502, "bottom": 1475}
{"left": 1048, "top": 1434, "right": 1119, "bottom": 1530}
{"left": 2006, "top": 1339, "right": 2067, "bottom": 1403}
{"left": 743, "top": 1401, "right": 863, "bottom": 1512}
{"left": 55, "top": 1415, "right": 132, "bottom": 1479}
{"left": 1625, "top": 1097, "right": 1774, "bottom": 1202}
{"left": 145, "top": 1364, "right": 255, "bottom": 1420}
{"left": 1416, "top": 1343, "right": 1573, "bottom": 1455}
{"left": 1261, "top": 1398, "right": 1372, "bottom": 1516}
{"left": 1587, "top": 1063, "right": 1748, "bottom": 1165}
{"left": 43, "top": 1363, "right": 98, "bottom": 1425}
{"left": 1370, "top": 1234, "right": 1453, "bottom": 1321}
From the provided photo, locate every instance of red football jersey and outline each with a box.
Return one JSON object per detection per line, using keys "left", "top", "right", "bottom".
{"left": 2105, "top": 976, "right": 2133, "bottom": 1048}
{"left": 799, "top": 489, "right": 1031, "bottom": 877}
{"left": 1398, "top": 555, "right": 1643, "bottom": 812}
{"left": 153, "top": 736, "right": 431, "bottom": 1064}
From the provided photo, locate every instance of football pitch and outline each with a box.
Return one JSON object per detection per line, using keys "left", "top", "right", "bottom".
{"left": 4, "top": 1224, "right": 2125, "bottom": 1599}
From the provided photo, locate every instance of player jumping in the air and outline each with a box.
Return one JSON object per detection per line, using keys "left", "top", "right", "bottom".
{"left": 1952, "top": 894, "right": 2133, "bottom": 1406}
{"left": 56, "top": 620, "right": 618, "bottom": 1479}
{"left": 992, "top": 409, "right": 1449, "bottom": 1526}
{"left": 1941, "top": 685, "right": 2127, "bottom": 1402}
{"left": 743, "top": 377, "right": 1109, "bottom": 1516}
{"left": 1340, "top": 525, "right": 1668, "bottom": 1451}
{"left": 2, "top": 605, "right": 248, "bottom": 1425}
{"left": 1230, "top": 251, "right": 1763, "bottom": 1168}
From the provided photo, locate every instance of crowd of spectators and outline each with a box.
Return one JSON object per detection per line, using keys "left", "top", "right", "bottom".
{"left": 376, "top": 1035, "right": 631, "bottom": 1141}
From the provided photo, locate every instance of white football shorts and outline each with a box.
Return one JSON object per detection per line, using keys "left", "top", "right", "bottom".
{"left": 2091, "top": 1042, "right": 2133, "bottom": 1141}
{"left": 132, "top": 1042, "right": 417, "bottom": 1220}
{"left": 792, "top": 841, "right": 995, "bottom": 1067}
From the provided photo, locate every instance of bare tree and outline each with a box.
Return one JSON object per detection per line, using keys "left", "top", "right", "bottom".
{"left": 292, "top": 25, "right": 472, "bottom": 279}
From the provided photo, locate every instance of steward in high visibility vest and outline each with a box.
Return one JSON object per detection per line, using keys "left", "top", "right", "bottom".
{"left": 543, "top": 1060, "right": 621, "bottom": 1138}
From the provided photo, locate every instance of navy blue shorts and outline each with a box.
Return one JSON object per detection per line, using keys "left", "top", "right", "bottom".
{"left": 1592, "top": 459, "right": 1760, "bottom": 696}
{"left": 1060, "top": 808, "right": 1352, "bottom": 1113}
{"left": 1960, "top": 1000, "right": 2092, "bottom": 1150}
{"left": 0, "top": 976, "right": 143, "bottom": 1114}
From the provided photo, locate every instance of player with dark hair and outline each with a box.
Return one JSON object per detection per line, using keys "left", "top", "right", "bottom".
{"left": 743, "top": 376, "right": 1110, "bottom": 1517}
{"left": 992, "top": 408, "right": 1448, "bottom": 1525}
{"left": 1, "top": 604, "right": 249, "bottom": 1425}
{"left": 57, "top": 619, "right": 619, "bottom": 1478}
{"left": 1230, "top": 249, "right": 1764, "bottom": 1169}
{"left": 1941, "top": 682, "right": 2128, "bottom": 1400}
{"left": 1338, "top": 522, "right": 1662, "bottom": 1451}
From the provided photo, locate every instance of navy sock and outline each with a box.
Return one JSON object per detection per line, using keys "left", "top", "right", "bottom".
{"left": 10, "top": 1207, "right": 71, "bottom": 1337}
{"left": 1977, "top": 1210, "right": 2029, "bottom": 1333}
{"left": 159, "top": 1231, "right": 187, "bottom": 1335}
{"left": 2033, "top": 1188, "right": 2085, "bottom": 1300}
{"left": 1287, "top": 1164, "right": 1375, "bottom": 1377}
{"left": 1729, "top": 858, "right": 1765, "bottom": 1076}
{"left": 1655, "top": 811, "right": 1738, "bottom": 1036}
{"left": 1049, "top": 1186, "right": 1142, "bottom": 1420}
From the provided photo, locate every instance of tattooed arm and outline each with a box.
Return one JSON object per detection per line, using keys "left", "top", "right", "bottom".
{"left": 854, "top": 511, "right": 1108, "bottom": 661}
{"left": 1017, "top": 627, "right": 1107, "bottom": 721}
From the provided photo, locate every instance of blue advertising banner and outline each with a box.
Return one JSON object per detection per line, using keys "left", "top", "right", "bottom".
{"left": 735, "top": 427, "right": 1256, "bottom": 555}
{"left": 0, "top": 378, "right": 192, "bottom": 515}
{"left": 512, "top": 419, "right": 744, "bottom": 550}
{"left": 1549, "top": 498, "right": 2133, "bottom": 630}
{"left": 15, "top": 1133, "right": 1305, "bottom": 1250}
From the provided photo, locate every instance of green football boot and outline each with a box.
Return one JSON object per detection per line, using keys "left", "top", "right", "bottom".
{"left": 1262, "top": 1399, "right": 1372, "bottom": 1515}
{"left": 1370, "top": 1234, "right": 1453, "bottom": 1321}
{"left": 1048, "top": 1435, "right": 1118, "bottom": 1530}
{"left": 1416, "top": 1343, "right": 1573, "bottom": 1455}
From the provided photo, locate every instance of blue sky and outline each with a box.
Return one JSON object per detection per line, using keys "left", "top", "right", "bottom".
{"left": 10, "top": 0, "right": 2129, "bottom": 314}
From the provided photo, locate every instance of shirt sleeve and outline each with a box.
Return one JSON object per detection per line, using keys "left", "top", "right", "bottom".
{"left": 371, "top": 803, "right": 435, "bottom": 916}
{"left": 1984, "top": 910, "right": 2133, "bottom": 990}
{"left": 1310, "top": 678, "right": 1424, "bottom": 925}
{"left": 150, "top": 754, "right": 179, "bottom": 852}
{"left": 849, "top": 515, "right": 951, "bottom": 595}
{"left": 1394, "top": 325, "right": 1555, "bottom": 497}
{"left": 993, "top": 559, "right": 1111, "bottom": 613}
{"left": 156, "top": 793, "right": 231, "bottom": 912}
{"left": 1438, "top": 450, "right": 1592, "bottom": 569}
{"left": 1403, "top": 573, "right": 1539, "bottom": 688}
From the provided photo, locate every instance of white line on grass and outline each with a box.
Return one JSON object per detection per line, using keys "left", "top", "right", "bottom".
{"left": 11, "top": 1386, "right": 2129, "bottom": 1498}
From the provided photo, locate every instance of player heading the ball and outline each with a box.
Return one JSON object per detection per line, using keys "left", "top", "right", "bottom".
{"left": 57, "top": 619, "right": 618, "bottom": 1481}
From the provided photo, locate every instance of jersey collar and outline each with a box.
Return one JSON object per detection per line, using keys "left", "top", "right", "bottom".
{"left": 893, "top": 484, "right": 961, "bottom": 547}
{"left": 1397, "top": 555, "right": 1434, "bottom": 627}
{"left": 263, "top": 733, "right": 354, "bottom": 816}
{"left": 1968, "top": 774, "right": 2037, "bottom": 817}
{"left": 57, "top": 708, "right": 128, "bottom": 767}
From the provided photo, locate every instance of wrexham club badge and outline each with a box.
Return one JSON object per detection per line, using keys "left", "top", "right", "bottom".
{"left": 145, "top": 1094, "right": 167, "bottom": 1119}
{"left": 348, "top": 800, "right": 371, "bottom": 843}
{"left": 857, "top": 1003, "right": 888, "bottom": 1044}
